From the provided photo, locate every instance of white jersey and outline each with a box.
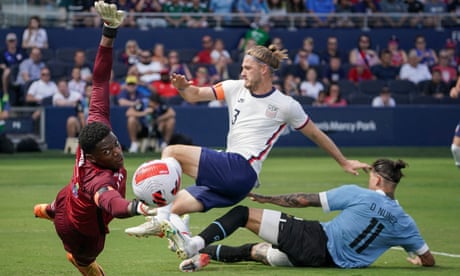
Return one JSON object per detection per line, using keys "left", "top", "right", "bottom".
{"left": 213, "top": 80, "right": 309, "bottom": 175}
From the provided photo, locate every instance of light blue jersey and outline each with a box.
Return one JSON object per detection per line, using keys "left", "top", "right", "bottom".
{"left": 319, "top": 185, "right": 429, "bottom": 268}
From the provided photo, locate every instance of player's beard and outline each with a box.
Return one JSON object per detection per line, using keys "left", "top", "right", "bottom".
{"left": 243, "top": 73, "right": 262, "bottom": 93}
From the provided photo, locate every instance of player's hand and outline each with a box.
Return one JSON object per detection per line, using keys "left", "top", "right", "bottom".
{"left": 406, "top": 255, "right": 422, "bottom": 266}
{"left": 450, "top": 87, "right": 459, "bottom": 98}
{"left": 94, "top": 0, "right": 125, "bottom": 28}
{"left": 247, "top": 193, "right": 269, "bottom": 203}
{"left": 131, "top": 199, "right": 157, "bottom": 216}
{"left": 171, "top": 73, "right": 192, "bottom": 91}
{"left": 342, "top": 160, "right": 371, "bottom": 176}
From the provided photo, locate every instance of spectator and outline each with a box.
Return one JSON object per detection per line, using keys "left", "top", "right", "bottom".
{"left": 68, "top": 0, "right": 99, "bottom": 27}
{"left": 351, "top": 0, "right": 383, "bottom": 27}
{"left": 125, "top": 93, "right": 176, "bottom": 152}
{"left": 348, "top": 60, "right": 373, "bottom": 84}
{"left": 135, "top": 0, "right": 167, "bottom": 29}
{"left": 162, "top": 0, "right": 187, "bottom": 28}
{"left": 447, "top": 0, "right": 460, "bottom": 26}
{"left": 0, "top": 91, "right": 14, "bottom": 153}
{"left": 191, "top": 66, "right": 212, "bottom": 87}
{"left": 119, "top": 39, "right": 140, "bottom": 67}
{"left": 387, "top": 35, "right": 407, "bottom": 67}
{"left": 211, "top": 38, "right": 232, "bottom": 80}
{"left": 0, "top": 33, "right": 27, "bottom": 105}
{"left": 322, "top": 56, "right": 345, "bottom": 86}
{"left": 152, "top": 69, "right": 179, "bottom": 98}
{"left": 21, "top": 16, "right": 48, "bottom": 50}
{"left": 72, "top": 50, "right": 93, "bottom": 83}
{"left": 136, "top": 50, "right": 162, "bottom": 83}
{"left": 281, "top": 48, "right": 310, "bottom": 82}
{"left": 52, "top": 79, "right": 82, "bottom": 107}
{"left": 116, "top": 0, "right": 137, "bottom": 27}
{"left": 444, "top": 39, "right": 459, "bottom": 68}
{"left": 333, "top": 0, "right": 355, "bottom": 28}
{"left": 372, "top": 86, "right": 396, "bottom": 107}
{"left": 16, "top": 47, "right": 45, "bottom": 87}
{"left": 166, "top": 50, "right": 193, "bottom": 81}
{"left": 380, "top": 0, "right": 408, "bottom": 27}
{"left": 320, "top": 36, "right": 346, "bottom": 65}
{"left": 117, "top": 75, "right": 148, "bottom": 108}
{"left": 399, "top": 49, "right": 432, "bottom": 84}
{"left": 193, "top": 35, "right": 214, "bottom": 64}
{"left": 299, "top": 67, "right": 324, "bottom": 99}
{"left": 208, "top": 0, "right": 236, "bottom": 27}
{"left": 414, "top": 34, "right": 438, "bottom": 67}
{"left": 324, "top": 82, "right": 347, "bottom": 107}
{"left": 431, "top": 49, "right": 457, "bottom": 84}
{"left": 25, "top": 67, "right": 58, "bottom": 120}
{"left": 307, "top": 0, "right": 335, "bottom": 27}
{"left": 349, "top": 34, "right": 380, "bottom": 68}
{"left": 236, "top": 0, "right": 270, "bottom": 27}
{"left": 66, "top": 83, "right": 92, "bottom": 138}
{"left": 371, "top": 49, "right": 400, "bottom": 81}
{"left": 313, "top": 90, "right": 328, "bottom": 106}
{"left": 286, "top": 0, "right": 307, "bottom": 27}
{"left": 282, "top": 73, "right": 300, "bottom": 96}
{"left": 267, "top": 0, "right": 288, "bottom": 27}
{"left": 151, "top": 43, "right": 168, "bottom": 68}
{"left": 423, "top": 69, "right": 449, "bottom": 99}
{"left": 238, "top": 22, "right": 272, "bottom": 55}
{"left": 423, "top": 0, "right": 446, "bottom": 28}
{"left": 68, "top": 67, "right": 87, "bottom": 97}
{"left": 293, "top": 37, "right": 320, "bottom": 66}
{"left": 405, "top": 0, "right": 425, "bottom": 28}
{"left": 185, "top": 0, "right": 209, "bottom": 28}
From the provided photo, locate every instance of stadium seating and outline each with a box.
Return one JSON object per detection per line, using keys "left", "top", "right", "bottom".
{"left": 347, "top": 93, "right": 373, "bottom": 105}
{"left": 337, "top": 79, "right": 358, "bottom": 97}
{"left": 358, "top": 80, "right": 387, "bottom": 95}
{"left": 388, "top": 79, "right": 419, "bottom": 95}
{"left": 292, "top": 95, "right": 315, "bottom": 106}
{"left": 410, "top": 95, "right": 441, "bottom": 105}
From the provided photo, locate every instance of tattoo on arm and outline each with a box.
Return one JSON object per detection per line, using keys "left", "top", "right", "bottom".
{"left": 257, "top": 193, "right": 321, "bottom": 207}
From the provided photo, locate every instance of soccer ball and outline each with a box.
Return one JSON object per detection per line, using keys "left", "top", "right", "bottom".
{"left": 132, "top": 157, "right": 181, "bottom": 207}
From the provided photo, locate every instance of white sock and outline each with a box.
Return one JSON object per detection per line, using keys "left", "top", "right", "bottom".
{"left": 170, "top": 213, "right": 190, "bottom": 235}
{"left": 451, "top": 144, "right": 460, "bottom": 168}
{"left": 191, "top": 236, "right": 205, "bottom": 252}
{"left": 156, "top": 204, "right": 172, "bottom": 222}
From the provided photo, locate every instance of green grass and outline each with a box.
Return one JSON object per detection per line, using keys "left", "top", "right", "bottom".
{"left": 0, "top": 147, "right": 459, "bottom": 275}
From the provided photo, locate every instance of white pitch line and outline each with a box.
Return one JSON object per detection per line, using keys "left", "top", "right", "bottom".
{"left": 391, "top": 247, "right": 460, "bottom": 258}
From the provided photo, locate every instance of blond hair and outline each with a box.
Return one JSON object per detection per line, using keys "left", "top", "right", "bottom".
{"left": 246, "top": 44, "right": 288, "bottom": 71}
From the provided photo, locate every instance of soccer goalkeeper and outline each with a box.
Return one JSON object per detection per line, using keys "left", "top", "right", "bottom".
{"left": 33, "top": 2, "right": 156, "bottom": 275}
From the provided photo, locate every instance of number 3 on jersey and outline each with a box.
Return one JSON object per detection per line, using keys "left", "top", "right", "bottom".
{"left": 232, "top": 108, "right": 240, "bottom": 125}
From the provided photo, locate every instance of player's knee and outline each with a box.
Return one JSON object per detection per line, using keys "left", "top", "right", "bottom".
{"left": 451, "top": 144, "right": 460, "bottom": 168}
{"left": 226, "top": 205, "right": 249, "bottom": 226}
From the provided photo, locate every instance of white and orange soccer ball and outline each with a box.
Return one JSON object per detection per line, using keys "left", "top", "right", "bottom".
{"left": 132, "top": 157, "right": 181, "bottom": 207}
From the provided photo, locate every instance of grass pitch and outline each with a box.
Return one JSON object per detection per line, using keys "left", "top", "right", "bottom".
{"left": 0, "top": 147, "right": 459, "bottom": 275}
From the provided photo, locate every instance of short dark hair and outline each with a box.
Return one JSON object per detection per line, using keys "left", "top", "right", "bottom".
{"left": 79, "top": 122, "right": 111, "bottom": 154}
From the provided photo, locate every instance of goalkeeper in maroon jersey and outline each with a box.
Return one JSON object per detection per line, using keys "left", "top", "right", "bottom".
{"left": 33, "top": 2, "right": 156, "bottom": 275}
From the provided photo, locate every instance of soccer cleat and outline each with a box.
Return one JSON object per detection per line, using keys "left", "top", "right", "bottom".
{"left": 125, "top": 216, "right": 164, "bottom": 237}
{"left": 168, "top": 214, "right": 191, "bottom": 252}
{"left": 179, "top": 254, "right": 210, "bottom": 272}
{"left": 34, "top": 204, "right": 53, "bottom": 221}
{"left": 161, "top": 220, "right": 197, "bottom": 259}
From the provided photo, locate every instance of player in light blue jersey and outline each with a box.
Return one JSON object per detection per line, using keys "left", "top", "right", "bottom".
{"left": 168, "top": 158, "right": 434, "bottom": 272}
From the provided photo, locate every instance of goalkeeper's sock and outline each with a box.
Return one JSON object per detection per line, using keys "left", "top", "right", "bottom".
{"left": 451, "top": 143, "right": 460, "bottom": 168}
{"left": 200, "top": 243, "right": 257, "bottom": 263}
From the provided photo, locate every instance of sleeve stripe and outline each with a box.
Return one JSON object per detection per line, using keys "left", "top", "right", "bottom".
{"left": 319, "top": 191, "right": 330, "bottom": 212}
{"left": 213, "top": 83, "right": 225, "bottom": 100}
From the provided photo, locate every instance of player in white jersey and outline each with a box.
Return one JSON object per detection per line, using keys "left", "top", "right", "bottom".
{"left": 125, "top": 44, "right": 370, "bottom": 244}
{"left": 449, "top": 78, "right": 460, "bottom": 169}
{"left": 171, "top": 159, "right": 435, "bottom": 272}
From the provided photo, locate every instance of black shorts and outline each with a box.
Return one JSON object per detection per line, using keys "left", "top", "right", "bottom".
{"left": 277, "top": 213, "right": 336, "bottom": 267}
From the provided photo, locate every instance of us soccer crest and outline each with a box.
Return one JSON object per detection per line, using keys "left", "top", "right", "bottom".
{"left": 265, "top": 104, "right": 278, "bottom": 118}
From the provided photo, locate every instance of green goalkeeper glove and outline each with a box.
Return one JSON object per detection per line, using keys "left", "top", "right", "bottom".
{"left": 131, "top": 199, "right": 157, "bottom": 216}
{"left": 94, "top": 0, "right": 125, "bottom": 29}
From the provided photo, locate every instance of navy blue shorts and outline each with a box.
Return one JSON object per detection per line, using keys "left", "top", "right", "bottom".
{"left": 455, "top": 121, "right": 460, "bottom": 137}
{"left": 185, "top": 148, "right": 257, "bottom": 211}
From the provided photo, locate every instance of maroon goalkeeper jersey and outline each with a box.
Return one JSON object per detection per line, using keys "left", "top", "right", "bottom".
{"left": 60, "top": 45, "right": 127, "bottom": 237}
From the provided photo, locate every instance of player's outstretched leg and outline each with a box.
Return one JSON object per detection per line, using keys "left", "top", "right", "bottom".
{"left": 125, "top": 216, "right": 164, "bottom": 237}
{"left": 161, "top": 220, "right": 198, "bottom": 259}
{"left": 168, "top": 214, "right": 190, "bottom": 252}
{"left": 33, "top": 203, "right": 54, "bottom": 221}
{"left": 179, "top": 253, "right": 210, "bottom": 272}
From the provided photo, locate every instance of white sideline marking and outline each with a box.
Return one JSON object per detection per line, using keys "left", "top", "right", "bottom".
{"left": 391, "top": 247, "right": 460, "bottom": 258}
